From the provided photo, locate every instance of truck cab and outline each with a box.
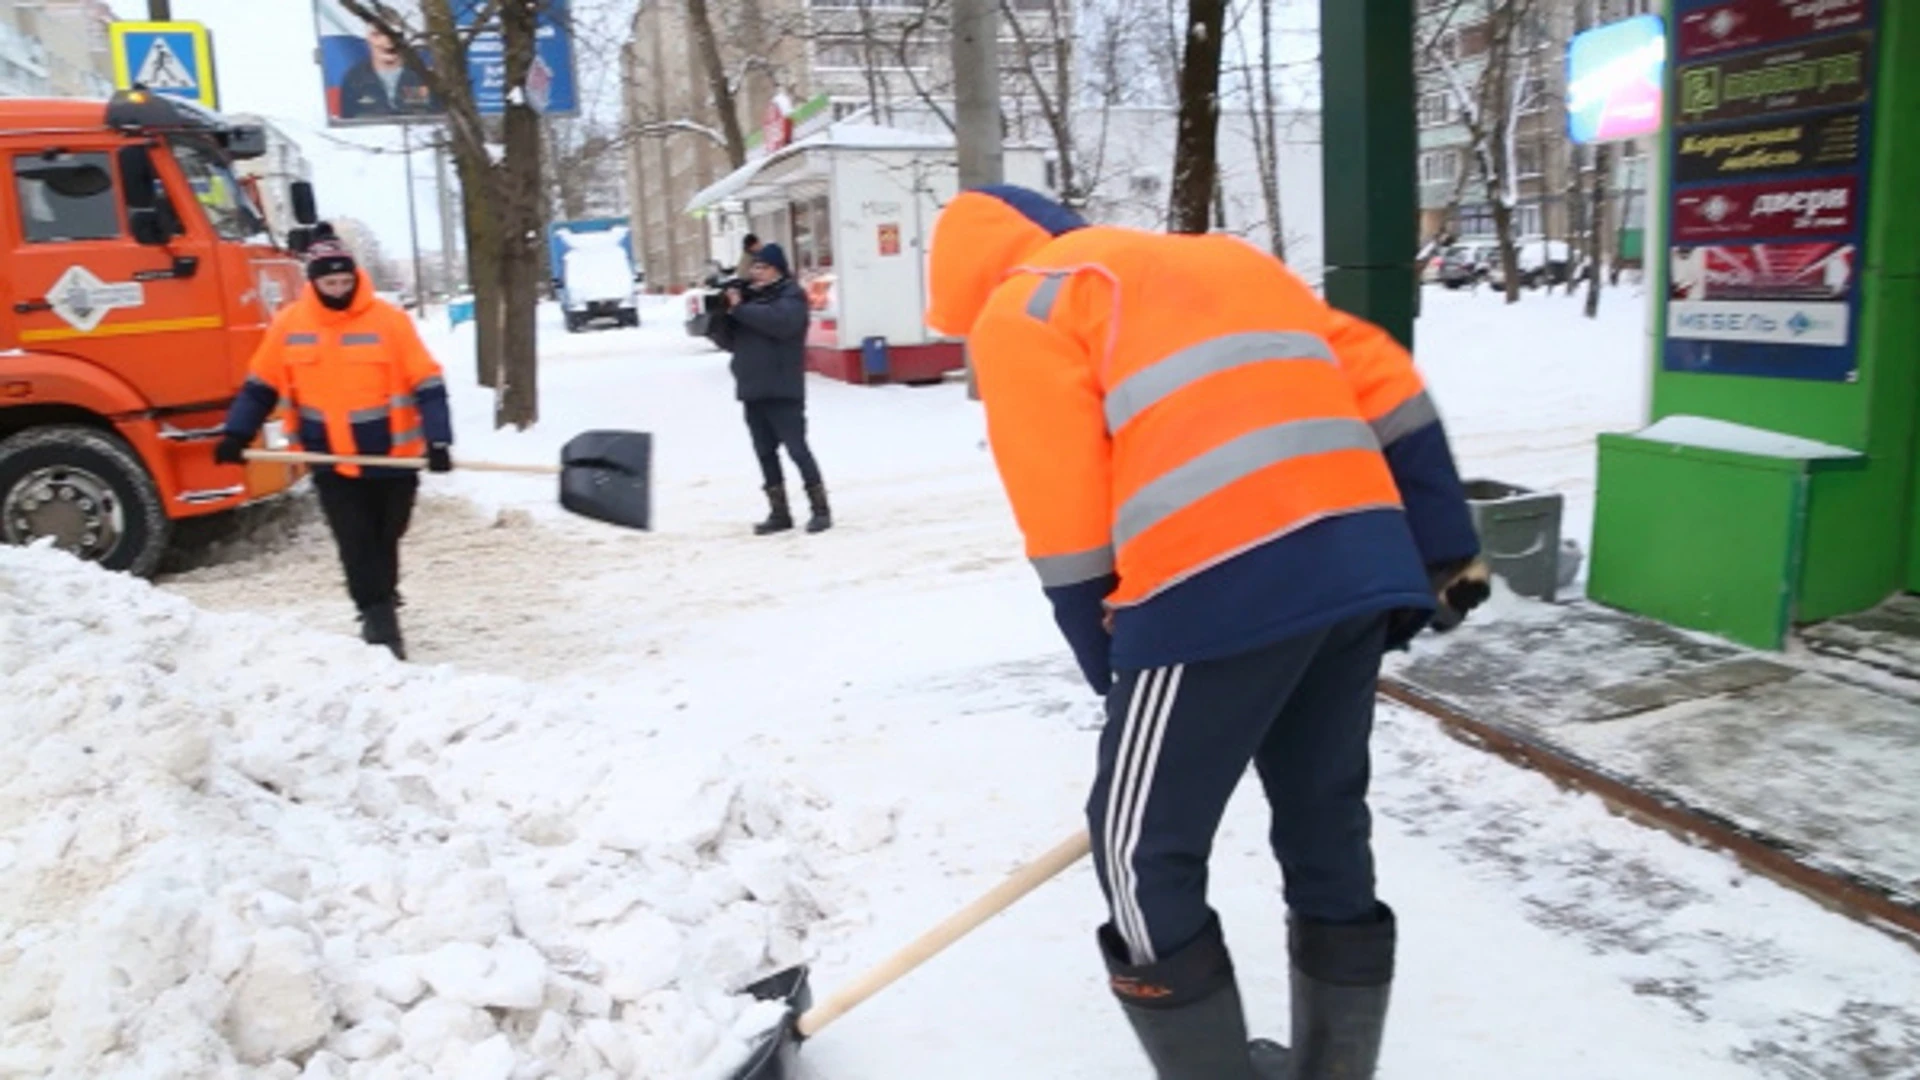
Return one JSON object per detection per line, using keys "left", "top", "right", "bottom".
{"left": 0, "top": 90, "right": 311, "bottom": 576}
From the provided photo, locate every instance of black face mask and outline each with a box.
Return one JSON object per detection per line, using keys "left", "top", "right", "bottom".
{"left": 315, "top": 277, "right": 359, "bottom": 312}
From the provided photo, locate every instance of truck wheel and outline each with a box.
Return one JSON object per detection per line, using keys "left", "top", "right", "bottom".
{"left": 0, "top": 425, "right": 172, "bottom": 578}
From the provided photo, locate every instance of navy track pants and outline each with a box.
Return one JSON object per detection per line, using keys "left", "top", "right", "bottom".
{"left": 1087, "top": 612, "right": 1387, "bottom": 965}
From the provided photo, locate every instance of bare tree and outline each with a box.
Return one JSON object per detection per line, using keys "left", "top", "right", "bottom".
{"left": 686, "top": 0, "right": 749, "bottom": 168}
{"left": 1168, "top": 0, "right": 1227, "bottom": 233}
{"left": 1426, "top": 0, "right": 1548, "bottom": 304}
{"left": 1227, "top": 0, "right": 1284, "bottom": 259}
{"left": 337, "top": 0, "right": 549, "bottom": 428}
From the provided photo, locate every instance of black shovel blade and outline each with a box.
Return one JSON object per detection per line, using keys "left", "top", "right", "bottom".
{"left": 729, "top": 965, "right": 813, "bottom": 1080}
{"left": 559, "top": 430, "right": 652, "bottom": 530}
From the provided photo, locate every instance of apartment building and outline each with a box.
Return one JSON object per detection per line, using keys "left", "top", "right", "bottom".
{"left": 621, "top": 0, "right": 1069, "bottom": 288}
{"left": 0, "top": 0, "right": 113, "bottom": 99}
{"left": 1416, "top": 0, "right": 1658, "bottom": 267}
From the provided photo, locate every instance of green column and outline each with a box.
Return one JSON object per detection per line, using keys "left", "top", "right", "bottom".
{"left": 1318, "top": 0, "right": 1417, "bottom": 350}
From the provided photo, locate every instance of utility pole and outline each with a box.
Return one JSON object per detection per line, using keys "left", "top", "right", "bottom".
{"left": 950, "top": 0, "right": 1001, "bottom": 398}
{"left": 149, "top": 0, "right": 172, "bottom": 18}
{"left": 436, "top": 129, "right": 461, "bottom": 294}
{"left": 403, "top": 125, "right": 426, "bottom": 316}
{"left": 950, "top": 0, "right": 1002, "bottom": 190}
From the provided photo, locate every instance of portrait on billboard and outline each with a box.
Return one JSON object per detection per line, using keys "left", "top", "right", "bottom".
{"left": 314, "top": 0, "right": 444, "bottom": 125}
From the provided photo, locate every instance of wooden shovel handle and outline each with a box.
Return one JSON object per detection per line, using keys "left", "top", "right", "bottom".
{"left": 795, "top": 829, "right": 1092, "bottom": 1039}
{"left": 243, "top": 449, "right": 559, "bottom": 476}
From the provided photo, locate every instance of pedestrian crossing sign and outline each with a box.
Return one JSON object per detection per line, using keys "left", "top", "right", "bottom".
{"left": 110, "top": 22, "right": 219, "bottom": 110}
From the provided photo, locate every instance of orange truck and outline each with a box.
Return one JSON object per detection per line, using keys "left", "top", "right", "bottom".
{"left": 0, "top": 90, "right": 313, "bottom": 576}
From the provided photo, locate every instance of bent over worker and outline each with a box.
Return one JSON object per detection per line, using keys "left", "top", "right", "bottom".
{"left": 925, "top": 187, "right": 1490, "bottom": 1079}
{"left": 216, "top": 225, "right": 453, "bottom": 661}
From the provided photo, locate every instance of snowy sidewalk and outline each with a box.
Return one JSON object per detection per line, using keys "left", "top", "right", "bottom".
{"left": 1383, "top": 589, "right": 1920, "bottom": 940}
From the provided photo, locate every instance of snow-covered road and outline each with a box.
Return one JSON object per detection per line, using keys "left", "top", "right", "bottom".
{"left": 7, "top": 289, "right": 1917, "bottom": 1078}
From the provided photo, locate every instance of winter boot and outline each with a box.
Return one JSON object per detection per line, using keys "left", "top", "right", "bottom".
{"left": 1283, "top": 904, "right": 1396, "bottom": 1079}
{"left": 803, "top": 482, "right": 832, "bottom": 533}
{"left": 359, "top": 600, "right": 406, "bottom": 661}
{"left": 754, "top": 485, "right": 793, "bottom": 535}
{"left": 1100, "top": 915, "right": 1282, "bottom": 1079}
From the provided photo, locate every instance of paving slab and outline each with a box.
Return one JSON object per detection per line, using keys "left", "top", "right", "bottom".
{"left": 1383, "top": 594, "right": 1920, "bottom": 930}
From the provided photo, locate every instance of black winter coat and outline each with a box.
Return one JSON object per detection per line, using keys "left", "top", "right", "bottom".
{"left": 721, "top": 279, "right": 810, "bottom": 402}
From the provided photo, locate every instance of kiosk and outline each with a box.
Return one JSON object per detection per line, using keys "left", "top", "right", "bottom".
{"left": 686, "top": 122, "right": 1048, "bottom": 385}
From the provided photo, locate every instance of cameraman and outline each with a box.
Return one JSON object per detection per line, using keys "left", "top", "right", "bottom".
{"left": 719, "top": 243, "right": 831, "bottom": 535}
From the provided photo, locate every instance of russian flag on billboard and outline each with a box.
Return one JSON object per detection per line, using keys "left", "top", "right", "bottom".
{"left": 1567, "top": 14, "right": 1668, "bottom": 145}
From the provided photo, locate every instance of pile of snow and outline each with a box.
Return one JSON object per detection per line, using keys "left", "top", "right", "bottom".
{"left": 0, "top": 543, "right": 891, "bottom": 1079}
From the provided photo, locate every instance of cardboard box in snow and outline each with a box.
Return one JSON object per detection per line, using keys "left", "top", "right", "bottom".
{"left": 687, "top": 122, "right": 1048, "bottom": 385}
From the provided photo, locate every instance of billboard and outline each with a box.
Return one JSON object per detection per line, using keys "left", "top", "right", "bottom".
{"left": 313, "top": 0, "right": 578, "bottom": 128}
{"left": 1567, "top": 14, "right": 1667, "bottom": 144}
{"left": 1663, "top": 0, "right": 1880, "bottom": 383}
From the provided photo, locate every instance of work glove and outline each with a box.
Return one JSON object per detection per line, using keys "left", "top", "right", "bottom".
{"left": 427, "top": 444, "right": 454, "bottom": 473}
{"left": 213, "top": 433, "right": 248, "bottom": 466}
{"left": 1429, "top": 558, "right": 1492, "bottom": 632}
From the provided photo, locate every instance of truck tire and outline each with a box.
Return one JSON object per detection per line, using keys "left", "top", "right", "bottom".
{"left": 0, "top": 425, "right": 172, "bottom": 578}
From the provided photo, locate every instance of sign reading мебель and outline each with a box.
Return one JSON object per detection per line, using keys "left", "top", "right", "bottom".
{"left": 312, "top": 0, "right": 578, "bottom": 127}
{"left": 1665, "top": 0, "right": 1879, "bottom": 382}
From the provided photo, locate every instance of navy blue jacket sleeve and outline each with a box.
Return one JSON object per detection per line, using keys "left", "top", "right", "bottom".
{"left": 1046, "top": 573, "right": 1117, "bottom": 696}
{"left": 222, "top": 376, "right": 281, "bottom": 442}
{"left": 1385, "top": 420, "right": 1480, "bottom": 572}
{"left": 727, "top": 284, "right": 810, "bottom": 341}
{"left": 412, "top": 375, "right": 454, "bottom": 446}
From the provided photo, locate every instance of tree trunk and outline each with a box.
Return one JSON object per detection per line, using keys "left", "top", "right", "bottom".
{"left": 1586, "top": 140, "right": 1608, "bottom": 317}
{"left": 1168, "top": 0, "right": 1226, "bottom": 234}
{"left": 687, "top": 0, "right": 748, "bottom": 168}
{"left": 495, "top": 0, "right": 544, "bottom": 430}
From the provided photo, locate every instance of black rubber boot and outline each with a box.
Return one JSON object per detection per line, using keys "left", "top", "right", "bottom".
{"left": 359, "top": 600, "right": 406, "bottom": 661}
{"left": 1100, "top": 915, "right": 1280, "bottom": 1079}
{"left": 754, "top": 485, "right": 793, "bottom": 535}
{"left": 803, "top": 483, "right": 832, "bottom": 534}
{"left": 1284, "top": 904, "right": 1395, "bottom": 1080}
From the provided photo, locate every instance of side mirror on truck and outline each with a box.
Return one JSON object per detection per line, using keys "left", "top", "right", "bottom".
{"left": 116, "top": 144, "right": 175, "bottom": 247}
{"left": 291, "top": 181, "right": 318, "bottom": 226}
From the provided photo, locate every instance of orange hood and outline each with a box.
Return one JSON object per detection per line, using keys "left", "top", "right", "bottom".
{"left": 925, "top": 186, "right": 1087, "bottom": 337}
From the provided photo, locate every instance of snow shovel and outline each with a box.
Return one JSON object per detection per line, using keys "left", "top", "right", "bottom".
{"left": 243, "top": 429, "right": 653, "bottom": 530}
{"left": 729, "top": 829, "right": 1092, "bottom": 1080}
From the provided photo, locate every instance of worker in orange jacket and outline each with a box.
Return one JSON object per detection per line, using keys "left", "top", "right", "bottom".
{"left": 927, "top": 187, "right": 1489, "bottom": 1079}
{"left": 216, "top": 225, "right": 454, "bottom": 660}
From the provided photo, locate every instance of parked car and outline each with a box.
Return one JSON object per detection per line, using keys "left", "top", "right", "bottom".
{"left": 1487, "top": 238, "right": 1579, "bottom": 291}
{"left": 1438, "top": 241, "right": 1497, "bottom": 289}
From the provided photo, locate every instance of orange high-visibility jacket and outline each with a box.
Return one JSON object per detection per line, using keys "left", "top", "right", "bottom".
{"left": 223, "top": 270, "right": 452, "bottom": 479}
{"left": 927, "top": 187, "right": 1478, "bottom": 682}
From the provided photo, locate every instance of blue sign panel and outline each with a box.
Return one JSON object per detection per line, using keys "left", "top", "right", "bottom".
{"left": 1567, "top": 15, "right": 1667, "bottom": 145}
{"left": 1663, "top": 0, "right": 1879, "bottom": 383}
{"left": 457, "top": 0, "right": 579, "bottom": 118}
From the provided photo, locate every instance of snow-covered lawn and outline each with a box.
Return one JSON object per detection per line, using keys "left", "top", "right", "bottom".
{"left": 6, "top": 287, "right": 1917, "bottom": 1079}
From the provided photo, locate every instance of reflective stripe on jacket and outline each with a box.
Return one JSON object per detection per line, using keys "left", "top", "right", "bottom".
{"left": 224, "top": 270, "right": 452, "bottom": 479}
{"left": 927, "top": 188, "right": 1478, "bottom": 670}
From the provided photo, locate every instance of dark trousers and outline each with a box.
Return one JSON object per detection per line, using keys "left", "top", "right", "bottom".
{"left": 313, "top": 471, "right": 419, "bottom": 612}
{"left": 743, "top": 400, "right": 823, "bottom": 489}
{"left": 1088, "top": 613, "right": 1388, "bottom": 965}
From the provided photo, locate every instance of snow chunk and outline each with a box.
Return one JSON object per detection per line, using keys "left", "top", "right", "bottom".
{"left": 0, "top": 544, "right": 881, "bottom": 1079}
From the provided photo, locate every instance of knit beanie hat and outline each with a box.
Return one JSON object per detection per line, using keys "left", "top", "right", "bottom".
{"left": 304, "top": 222, "right": 357, "bottom": 281}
